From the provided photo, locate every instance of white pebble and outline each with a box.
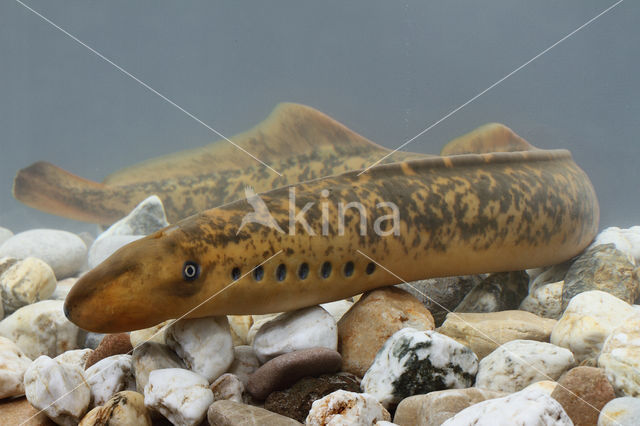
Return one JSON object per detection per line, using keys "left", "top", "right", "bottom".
{"left": 593, "top": 226, "right": 640, "bottom": 264}
{"left": 0, "top": 300, "right": 83, "bottom": 359}
{"left": 0, "top": 227, "right": 13, "bottom": 246}
{"left": 0, "top": 257, "right": 56, "bottom": 313}
{"left": 252, "top": 306, "right": 337, "bottom": 364}
{"left": 598, "top": 312, "right": 640, "bottom": 396}
{"left": 0, "top": 335, "right": 32, "bottom": 398}
{"left": 0, "top": 229, "right": 87, "bottom": 279}
{"left": 144, "top": 368, "right": 213, "bottom": 426}
{"left": 551, "top": 290, "right": 636, "bottom": 362}
{"left": 85, "top": 354, "right": 136, "bottom": 406}
{"left": 96, "top": 195, "right": 168, "bottom": 241}
{"left": 306, "top": 390, "right": 391, "bottom": 426}
{"left": 362, "top": 328, "right": 478, "bottom": 408}
{"left": 87, "top": 234, "right": 143, "bottom": 269}
{"left": 165, "top": 316, "right": 234, "bottom": 382}
{"left": 442, "top": 388, "right": 572, "bottom": 426}
{"left": 475, "top": 340, "right": 575, "bottom": 392}
{"left": 24, "top": 355, "right": 90, "bottom": 426}
{"left": 54, "top": 348, "right": 93, "bottom": 370}
{"left": 598, "top": 396, "right": 640, "bottom": 426}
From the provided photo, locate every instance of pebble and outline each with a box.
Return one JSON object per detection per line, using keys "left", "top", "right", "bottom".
{"left": 49, "top": 277, "right": 77, "bottom": 302}
{"left": 438, "top": 310, "right": 556, "bottom": 359}
{"left": 593, "top": 226, "right": 640, "bottom": 264}
{"left": 24, "top": 355, "right": 91, "bottom": 426}
{"left": 79, "top": 391, "right": 151, "bottom": 426}
{"left": 562, "top": 244, "right": 640, "bottom": 309}
{"left": 598, "top": 311, "right": 640, "bottom": 396}
{"left": 306, "top": 390, "right": 391, "bottom": 425}
{"left": 362, "top": 328, "right": 478, "bottom": 408}
{"left": 129, "top": 319, "right": 170, "bottom": 346}
{"left": 132, "top": 341, "right": 185, "bottom": 393}
{"left": 208, "top": 399, "right": 302, "bottom": 425}
{"left": 0, "top": 227, "right": 13, "bottom": 246}
{"left": 519, "top": 280, "right": 564, "bottom": 319}
{"left": 598, "top": 397, "right": 640, "bottom": 426}
{"left": 87, "top": 234, "right": 143, "bottom": 269}
{"left": 528, "top": 262, "right": 572, "bottom": 292}
{"left": 550, "top": 366, "right": 615, "bottom": 426}
{"left": 338, "top": 287, "right": 435, "bottom": 377}
{"left": 0, "top": 397, "right": 55, "bottom": 426}
{"left": 443, "top": 389, "right": 572, "bottom": 425}
{"left": 143, "top": 368, "right": 213, "bottom": 426}
{"left": 228, "top": 315, "right": 253, "bottom": 345}
{"left": 83, "top": 332, "right": 105, "bottom": 350}
{"left": 264, "top": 373, "right": 361, "bottom": 422}
{"left": 475, "top": 339, "right": 575, "bottom": 392}
{"left": 247, "top": 347, "right": 342, "bottom": 400}
{"left": 54, "top": 348, "right": 93, "bottom": 370}
{"left": 96, "top": 195, "right": 169, "bottom": 241}
{"left": 85, "top": 354, "right": 136, "bottom": 407}
{"left": 0, "top": 335, "right": 32, "bottom": 399}
{"left": 227, "top": 345, "right": 260, "bottom": 386}
{"left": 0, "top": 300, "right": 83, "bottom": 358}
{"left": 454, "top": 271, "right": 529, "bottom": 313}
{"left": 246, "top": 313, "right": 281, "bottom": 345}
{"left": 551, "top": 290, "right": 636, "bottom": 363}
{"left": 253, "top": 306, "right": 338, "bottom": 364}
{"left": 0, "top": 229, "right": 87, "bottom": 279}
{"left": 523, "top": 380, "right": 558, "bottom": 395}
{"left": 393, "top": 388, "right": 506, "bottom": 426}
{"left": 85, "top": 333, "right": 132, "bottom": 368}
{"left": 320, "top": 299, "right": 353, "bottom": 323}
{"left": 397, "top": 275, "right": 482, "bottom": 326}
{"left": 165, "top": 316, "right": 234, "bottom": 382}
{"left": 211, "top": 373, "right": 245, "bottom": 403}
{"left": 0, "top": 257, "right": 56, "bottom": 313}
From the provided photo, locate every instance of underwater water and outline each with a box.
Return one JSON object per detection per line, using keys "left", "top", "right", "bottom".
{"left": 0, "top": 0, "right": 638, "bottom": 233}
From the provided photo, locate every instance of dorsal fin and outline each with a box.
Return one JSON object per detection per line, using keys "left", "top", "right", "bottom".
{"left": 439, "top": 123, "right": 535, "bottom": 156}
{"left": 104, "top": 103, "right": 393, "bottom": 185}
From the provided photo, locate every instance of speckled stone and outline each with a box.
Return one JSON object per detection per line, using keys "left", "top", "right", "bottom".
{"left": 551, "top": 290, "right": 636, "bottom": 363}
{"left": 598, "top": 397, "right": 640, "bottom": 426}
{"left": 210, "top": 373, "right": 245, "bottom": 403}
{"left": 0, "top": 257, "right": 57, "bottom": 313}
{"left": 393, "top": 387, "right": 506, "bottom": 426}
{"left": 454, "top": 271, "right": 529, "bottom": 313}
{"left": 562, "top": 244, "right": 640, "bottom": 309}
{"left": 0, "top": 396, "right": 55, "bottom": 426}
{"left": 593, "top": 226, "right": 640, "bottom": 264}
{"left": 85, "top": 354, "right": 136, "bottom": 407}
{"left": 475, "top": 340, "right": 575, "bottom": 392}
{"left": 598, "top": 312, "right": 640, "bottom": 396}
{"left": 442, "top": 388, "right": 572, "bottom": 425}
{"left": 397, "top": 275, "right": 483, "bottom": 326}
{"left": 362, "top": 328, "right": 478, "bottom": 408}
{"left": 79, "top": 391, "right": 151, "bottom": 425}
{"left": 85, "top": 333, "right": 132, "bottom": 369}
{"left": 0, "top": 335, "right": 32, "bottom": 398}
{"left": 247, "top": 347, "right": 342, "bottom": 400}
{"left": 551, "top": 366, "right": 616, "bottom": 426}
{"left": 208, "top": 400, "right": 302, "bottom": 425}
{"left": 305, "top": 390, "right": 391, "bottom": 426}
{"left": 338, "top": 287, "right": 435, "bottom": 377}
{"left": 264, "top": 373, "right": 361, "bottom": 422}
{"left": 438, "top": 310, "right": 557, "bottom": 359}
{"left": 0, "top": 300, "right": 84, "bottom": 359}
{"left": 519, "top": 280, "right": 564, "bottom": 319}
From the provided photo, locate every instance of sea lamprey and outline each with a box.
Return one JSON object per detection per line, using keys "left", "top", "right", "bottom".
{"left": 64, "top": 128, "right": 599, "bottom": 332}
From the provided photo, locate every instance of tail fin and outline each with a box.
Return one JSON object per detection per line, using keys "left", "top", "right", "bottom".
{"left": 13, "top": 162, "right": 128, "bottom": 225}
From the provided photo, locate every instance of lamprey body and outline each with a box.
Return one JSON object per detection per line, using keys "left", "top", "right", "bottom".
{"left": 64, "top": 145, "right": 599, "bottom": 332}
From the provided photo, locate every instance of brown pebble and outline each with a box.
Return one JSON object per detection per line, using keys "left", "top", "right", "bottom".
{"left": 247, "top": 347, "right": 342, "bottom": 400}
{"left": 85, "top": 333, "right": 132, "bottom": 369}
{"left": 0, "top": 396, "right": 55, "bottom": 426}
{"left": 551, "top": 366, "right": 616, "bottom": 426}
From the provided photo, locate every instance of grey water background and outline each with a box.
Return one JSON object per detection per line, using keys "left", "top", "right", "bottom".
{"left": 0, "top": 0, "right": 637, "bottom": 235}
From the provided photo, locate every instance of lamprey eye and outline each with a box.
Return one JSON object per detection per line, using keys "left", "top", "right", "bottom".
{"left": 183, "top": 261, "right": 200, "bottom": 281}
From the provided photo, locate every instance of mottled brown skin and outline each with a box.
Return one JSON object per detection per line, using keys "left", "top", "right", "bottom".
{"left": 65, "top": 145, "right": 599, "bottom": 333}
{"left": 13, "top": 103, "right": 426, "bottom": 225}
